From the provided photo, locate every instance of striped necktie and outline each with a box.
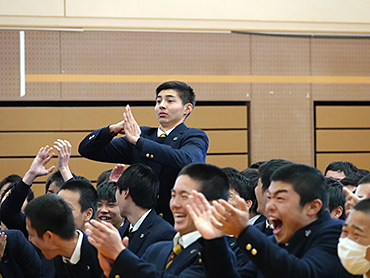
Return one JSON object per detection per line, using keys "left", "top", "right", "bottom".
{"left": 165, "top": 244, "right": 182, "bottom": 269}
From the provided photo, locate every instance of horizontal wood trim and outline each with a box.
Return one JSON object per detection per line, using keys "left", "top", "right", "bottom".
{"left": 0, "top": 105, "right": 247, "bottom": 131}
{"left": 316, "top": 130, "right": 370, "bottom": 152}
{"left": 316, "top": 153, "right": 370, "bottom": 174}
{"left": 206, "top": 154, "right": 249, "bottom": 171}
{"left": 316, "top": 106, "right": 370, "bottom": 128}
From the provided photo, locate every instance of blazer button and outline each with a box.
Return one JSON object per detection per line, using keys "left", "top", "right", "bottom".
{"left": 246, "top": 244, "right": 252, "bottom": 251}
{"left": 150, "top": 154, "right": 154, "bottom": 159}
{"left": 251, "top": 248, "right": 258, "bottom": 256}
{"left": 115, "top": 275, "right": 120, "bottom": 278}
{"left": 159, "top": 213, "right": 164, "bottom": 218}
{"left": 146, "top": 153, "right": 150, "bottom": 158}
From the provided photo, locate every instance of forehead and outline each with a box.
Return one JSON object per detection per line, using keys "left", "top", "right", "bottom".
{"left": 58, "top": 189, "right": 80, "bottom": 204}
{"left": 173, "top": 175, "right": 201, "bottom": 193}
{"left": 268, "top": 180, "right": 297, "bottom": 196}
{"left": 157, "top": 89, "right": 180, "bottom": 99}
{"left": 346, "top": 210, "right": 370, "bottom": 232}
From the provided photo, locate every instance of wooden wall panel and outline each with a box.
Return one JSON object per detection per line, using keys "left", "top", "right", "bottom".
{"left": 316, "top": 106, "right": 370, "bottom": 128}
{"left": 316, "top": 130, "right": 370, "bottom": 152}
{"left": 206, "top": 155, "right": 249, "bottom": 171}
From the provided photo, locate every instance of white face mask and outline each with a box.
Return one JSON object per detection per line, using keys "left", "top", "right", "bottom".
{"left": 338, "top": 237, "right": 370, "bottom": 275}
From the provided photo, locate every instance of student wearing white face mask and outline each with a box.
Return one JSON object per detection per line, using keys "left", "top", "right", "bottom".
{"left": 338, "top": 198, "right": 370, "bottom": 277}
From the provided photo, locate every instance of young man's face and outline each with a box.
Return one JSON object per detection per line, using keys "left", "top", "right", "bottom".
{"left": 341, "top": 209, "right": 370, "bottom": 261}
{"left": 26, "top": 218, "right": 55, "bottom": 260}
{"left": 97, "top": 199, "right": 123, "bottom": 229}
{"left": 266, "top": 181, "right": 314, "bottom": 244}
{"left": 170, "top": 174, "right": 201, "bottom": 236}
{"left": 58, "top": 189, "right": 89, "bottom": 231}
{"left": 47, "top": 181, "right": 60, "bottom": 194}
{"left": 325, "top": 170, "right": 346, "bottom": 181}
{"left": 155, "top": 89, "right": 192, "bottom": 131}
{"left": 355, "top": 183, "right": 370, "bottom": 198}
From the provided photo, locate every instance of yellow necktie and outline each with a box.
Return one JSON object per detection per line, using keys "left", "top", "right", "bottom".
{"left": 165, "top": 244, "right": 182, "bottom": 269}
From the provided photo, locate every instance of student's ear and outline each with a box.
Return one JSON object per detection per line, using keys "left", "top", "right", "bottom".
{"left": 305, "top": 199, "right": 323, "bottom": 216}
{"left": 84, "top": 207, "right": 94, "bottom": 222}
{"left": 43, "top": 231, "right": 55, "bottom": 242}
{"left": 245, "top": 199, "right": 253, "bottom": 211}
{"left": 330, "top": 206, "right": 343, "bottom": 219}
{"left": 183, "top": 103, "right": 193, "bottom": 117}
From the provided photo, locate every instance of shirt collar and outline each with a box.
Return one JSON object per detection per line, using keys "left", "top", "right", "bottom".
{"left": 157, "top": 127, "right": 175, "bottom": 137}
{"left": 62, "top": 230, "right": 83, "bottom": 265}
{"left": 130, "top": 209, "right": 151, "bottom": 232}
{"left": 249, "top": 214, "right": 262, "bottom": 225}
{"left": 173, "top": 231, "right": 202, "bottom": 249}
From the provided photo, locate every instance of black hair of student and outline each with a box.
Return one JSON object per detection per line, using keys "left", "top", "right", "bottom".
{"left": 353, "top": 198, "right": 370, "bottom": 214}
{"left": 156, "top": 81, "right": 196, "bottom": 108}
{"left": 96, "top": 169, "right": 113, "bottom": 188}
{"left": 249, "top": 161, "right": 266, "bottom": 169}
{"left": 97, "top": 181, "right": 117, "bottom": 203}
{"left": 359, "top": 174, "right": 370, "bottom": 185}
{"left": 240, "top": 168, "right": 260, "bottom": 213}
{"left": 116, "top": 164, "right": 159, "bottom": 210}
{"left": 0, "top": 174, "right": 21, "bottom": 191}
{"left": 325, "top": 177, "right": 346, "bottom": 220}
{"left": 24, "top": 194, "right": 76, "bottom": 239}
{"left": 271, "top": 164, "right": 329, "bottom": 218}
{"left": 226, "top": 172, "right": 255, "bottom": 213}
{"left": 258, "top": 159, "right": 294, "bottom": 192}
{"left": 324, "top": 161, "right": 358, "bottom": 177}
{"left": 0, "top": 182, "right": 34, "bottom": 204}
{"left": 60, "top": 178, "right": 98, "bottom": 218}
{"left": 45, "top": 171, "right": 65, "bottom": 194}
{"left": 178, "top": 163, "right": 230, "bottom": 201}
{"left": 221, "top": 167, "right": 239, "bottom": 175}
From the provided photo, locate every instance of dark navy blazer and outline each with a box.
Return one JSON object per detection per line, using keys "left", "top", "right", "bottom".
{"left": 79, "top": 123, "right": 209, "bottom": 224}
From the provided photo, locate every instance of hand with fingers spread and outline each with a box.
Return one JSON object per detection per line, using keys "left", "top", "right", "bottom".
{"left": 109, "top": 164, "right": 125, "bottom": 182}
{"left": 54, "top": 139, "right": 73, "bottom": 181}
{"left": 344, "top": 186, "right": 362, "bottom": 218}
{"left": 211, "top": 195, "right": 250, "bottom": 237}
{"left": 123, "top": 105, "right": 141, "bottom": 145}
{"left": 23, "top": 145, "right": 55, "bottom": 186}
{"left": 86, "top": 219, "right": 125, "bottom": 261}
{"left": 186, "top": 190, "right": 224, "bottom": 239}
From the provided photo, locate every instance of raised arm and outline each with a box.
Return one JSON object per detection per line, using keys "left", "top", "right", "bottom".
{"left": 54, "top": 139, "right": 73, "bottom": 182}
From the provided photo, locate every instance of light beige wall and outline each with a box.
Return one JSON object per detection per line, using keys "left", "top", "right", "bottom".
{"left": 1, "top": 0, "right": 370, "bottom": 33}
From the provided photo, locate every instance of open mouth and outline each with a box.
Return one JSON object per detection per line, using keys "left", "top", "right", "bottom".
{"left": 269, "top": 217, "right": 282, "bottom": 235}
{"left": 173, "top": 213, "right": 186, "bottom": 222}
{"left": 99, "top": 216, "right": 111, "bottom": 222}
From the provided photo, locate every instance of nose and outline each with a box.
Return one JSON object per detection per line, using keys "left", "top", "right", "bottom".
{"left": 99, "top": 205, "right": 109, "bottom": 213}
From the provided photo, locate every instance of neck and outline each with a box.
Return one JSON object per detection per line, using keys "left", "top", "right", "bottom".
{"left": 160, "top": 121, "right": 183, "bottom": 132}
{"left": 126, "top": 207, "right": 149, "bottom": 226}
{"left": 59, "top": 231, "right": 79, "bottom": 259}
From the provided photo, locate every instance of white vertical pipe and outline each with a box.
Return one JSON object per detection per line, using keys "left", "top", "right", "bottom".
{"left": 20, "top": 31, "right": 25, "bottom": 97}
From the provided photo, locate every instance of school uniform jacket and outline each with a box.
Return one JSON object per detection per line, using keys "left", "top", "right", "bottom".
{"left": 78, "top": 123, "right": 209, "bottom": 224}
{"left": 202, "top": 211, "right": 360, "bottom": 278}
{"left": 119, "top": 209, "right": 176, "bottom": 257}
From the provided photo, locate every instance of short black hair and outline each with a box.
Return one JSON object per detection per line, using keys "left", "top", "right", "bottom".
{"left": 117, "top": 164, "right": 159, "bottom": 210}
{"left": 325, "top": 177, "right": 346, "bottom": 220}
{"left": 359, "top": 174, "right": 370, "bottom": 185}
{"left": 240, "top": 168, "right": 259, "bottom": 213}
{"left": 178, "top": 163, "right": 230, "bottom": 201}
{"left": 24, "top": 194, "right": 76, "bottom": 239}
{"left": 271, "top": 164, "right": 328, "bottom": 218}
{"left": 96, "top": 169, "right": 113, "bottom": 187}
{"left": 156, "top": 81, "right": 196, "bottom": 107}
{"left": 60, "top": 178, "right": 98, "bottom": 218}
{"left": 45, "top": 171, "right": 65, "bottom": 194}
{"left": 353, "top": 198, "right": 370, "bottom": 214}
{"left": 258, "top": 159, "right": 294, "bottom": 192}
{"left": 226, "top": 172, "right": 255, "bottom": 213}
{"left": 0, "top": 174, "right": 21, "bottom": 191}
{"left": 97, "top": 181, "right": 117, "bottom": 203}
{"left": 324, "top": 161, "right": 357, "bottom": 177}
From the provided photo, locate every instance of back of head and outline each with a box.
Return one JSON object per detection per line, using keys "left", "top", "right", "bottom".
{"left": 60, "top": 178, "right": 98, "bottom": 218}
{"left": 249, "top": 161, "right": 266, "bottom": 170}
{"left": 0, "top": 174, "right": 21, "bottom": 189}
{"left": 324, "top": 161, "right": 358, "bottom": 177}
{"left": 258, "top": 159, "right": 294, "bottom": 192}
{"left": 178, "top": 163, "right": 230, "bottom": 201}
{"left": 353, "top": 198, "right": 370, "bottom": 214}
{"left": 24, "top": 194, "right": 76, "bottom": 239}
{"left": 117, "top": 164, "right": 159, "bottom": 210}
{"left": 271, "top": 164, "right": 328, "bottom": 217}
{"left": 325, "top": 177, "right": 346, "bottom": 220}
{"left": 97, "top": 181, "right": 117, "bottom": 202}
{"left": 156, "top": 81, "right": 196, "bottom": 107}
{"left": 45, "top": 171, "right": 65, "bottom": 194}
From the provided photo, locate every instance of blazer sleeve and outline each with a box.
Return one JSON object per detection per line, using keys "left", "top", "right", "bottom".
{"left": 0, "top": 181, "right": 29, "bottom": 237}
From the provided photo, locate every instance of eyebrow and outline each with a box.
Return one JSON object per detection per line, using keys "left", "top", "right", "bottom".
{"left": 343, "top": 223, "right": 365, "bottom": 233}
{"left": 171, "top": 189, "right": 190, "bottom": 195}
{"left": 267, "top": 189, "right": 289, "bottom": 196}
{"left": 156, "top": 94, "right": 176, "bottom": 99}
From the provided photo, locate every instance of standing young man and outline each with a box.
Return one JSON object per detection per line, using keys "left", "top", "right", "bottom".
{"left": 79, "top": 81, "right": 209, "bottom": 224}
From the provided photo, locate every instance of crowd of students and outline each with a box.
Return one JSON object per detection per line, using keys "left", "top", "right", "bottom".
{"left": 0, "top": 80, "right": 369, "bottom": 278}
